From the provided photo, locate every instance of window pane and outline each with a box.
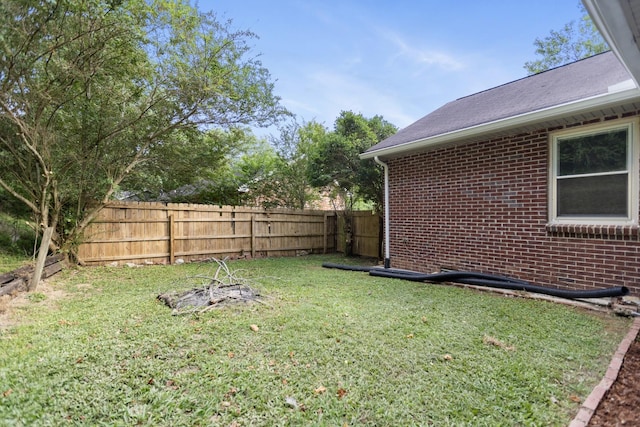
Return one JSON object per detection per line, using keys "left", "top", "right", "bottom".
{"left": 557, "top": 174, "right": 628, "bottom": 216}
{"left": 558, "top": 129, "right": 627, "bottom": 176}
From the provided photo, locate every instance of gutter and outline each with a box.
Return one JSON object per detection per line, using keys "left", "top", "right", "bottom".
{"left": 374, "top": 156, "right": 390, "bottom": 268}
{"left": 582, "top": 0, "right": 640, "bottom": 89}
{"left": 361, "top": 85, "right": 640, "bottom": 160}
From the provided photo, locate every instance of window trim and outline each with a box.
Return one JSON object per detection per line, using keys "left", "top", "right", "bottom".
{"left": 548, "top": 118, "right": 639, "bottom": 226}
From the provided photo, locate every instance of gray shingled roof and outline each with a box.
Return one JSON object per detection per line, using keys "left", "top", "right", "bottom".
{"left": 365, "top": 51, "right": 631, "bottom": 154}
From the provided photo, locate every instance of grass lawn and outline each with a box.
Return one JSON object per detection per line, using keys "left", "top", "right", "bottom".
{"left": 0, "top": 211, "right": 35, "bottom": 273}
{"left": 0, "top": 255, "right": 632, "bottom": 426}
{"left": 0, "top": 252, "right": 32, "bottom": 274}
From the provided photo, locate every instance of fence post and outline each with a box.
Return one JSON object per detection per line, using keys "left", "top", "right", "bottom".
{"left": 29, "top": 227, "right": 54, "bottom": 291}
{"left": 169, "top": 214, "right": 175, "bottom": 264}
{"left": 251, "top": 215, "right": 256, "bottom": 258}
{"left": 323, "top": 213, "right": 329, "bottom": 254}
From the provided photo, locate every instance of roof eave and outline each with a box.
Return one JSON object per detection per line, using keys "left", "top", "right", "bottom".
{"left": 361, "top": 86, "right": 640, "bottom": 160}
{"left": 583, "top": 0, "right": 640, "bottom": 88}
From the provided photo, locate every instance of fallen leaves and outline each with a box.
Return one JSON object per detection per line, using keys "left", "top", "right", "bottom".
{"left": 57, "top": 319, "right": 75, "bottom": 326}
{"left": 482, "top": 335, "right": 516, "bottom": 351}
{"left": 314, "top": 386, "right": 327, "bottom": 395}
{"left": 337, "top": 388, "right": 348, "bottom": 399}
{"left": 225, "top": 387, "right": 238, "bottom": 398}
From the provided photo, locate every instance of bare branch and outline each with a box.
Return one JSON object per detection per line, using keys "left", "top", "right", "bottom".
{"left": 0, "top": 176, "right": 39, "bottom": 214}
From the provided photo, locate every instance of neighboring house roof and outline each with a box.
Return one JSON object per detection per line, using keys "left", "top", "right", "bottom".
{"left": 362, "top": 51, "right": 640, "bottom": 159}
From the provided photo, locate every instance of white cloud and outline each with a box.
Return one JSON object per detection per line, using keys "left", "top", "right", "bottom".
{"left": 297, "top": 69, "right": 417, "bottom": 128}
{"left": 379, "top": 29, "right": 465, "bottom": 72}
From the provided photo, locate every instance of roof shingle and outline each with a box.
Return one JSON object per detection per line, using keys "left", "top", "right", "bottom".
{"left": 366, "top": 51, "right": 630, "bottom": 153}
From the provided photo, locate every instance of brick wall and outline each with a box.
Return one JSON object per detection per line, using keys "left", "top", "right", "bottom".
{"left": 387, "top": 114, "right": 640, "bottom": 296}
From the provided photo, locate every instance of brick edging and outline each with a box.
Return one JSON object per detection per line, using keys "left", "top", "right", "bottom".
{"left": 569, "top": 317, "right": 640, "bottom": 427}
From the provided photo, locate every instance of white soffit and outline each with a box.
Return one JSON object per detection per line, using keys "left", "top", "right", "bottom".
{"left": 583, "top": 0, "right": 640, "bottom": 88}
{"left": 360, "top": 87, "right": 640, "bottom": 159}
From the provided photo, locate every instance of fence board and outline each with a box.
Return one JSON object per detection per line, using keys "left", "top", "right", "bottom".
{"left": 77, "top": 201, "right": 346, "bottom": 265}
{"left": 336, "top": 211, "right": 381, "bottom": 259}
{"left": 352, "top": 211, "right": 381, "bottom": 259}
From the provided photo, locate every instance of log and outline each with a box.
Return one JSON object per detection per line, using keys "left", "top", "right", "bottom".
{"left": 0, "top": 254, "right": 64, "bottom": 297}
{"left": 0, "top": 271, "right": 17, "bottom": 286}
{"left": 0, "top": 264, "right": 32, "bottom": 285}
{"left": 0, "top": 278, "right": 27, "bottom": 297}
{"left": 43, "top": 261, "right": 63, "bottom": 278}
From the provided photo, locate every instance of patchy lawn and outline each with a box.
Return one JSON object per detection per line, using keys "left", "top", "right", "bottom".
{"left": 0, "top": 212, "right": 35, "bottom": 272}
{"left": 0, "top": 252, "right": 31, "bottom": 275}
{"left": 0, "top": 255, "right": 631, "bottom": 426}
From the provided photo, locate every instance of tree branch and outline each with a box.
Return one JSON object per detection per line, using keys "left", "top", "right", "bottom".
{"left": 0, "top": 176, "right": 39, "bottom": 214}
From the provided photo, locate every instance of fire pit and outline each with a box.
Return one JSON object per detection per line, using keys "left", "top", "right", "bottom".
{"left": 157, "top": 259, "right": 264, "bottom": 315}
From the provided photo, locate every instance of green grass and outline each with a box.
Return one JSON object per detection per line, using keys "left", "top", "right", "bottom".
{"left": 0, "top": 252, "right": 32, "bottom": 274}
{"left": 0, "top": 255, "right": 631, "bottom": 426}
{"left": 0, "top": 211, "right": 35, "bottom": 273}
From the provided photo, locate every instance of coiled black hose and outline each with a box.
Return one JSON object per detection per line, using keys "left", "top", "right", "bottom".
{"left": 321, "top": 262, "right": 629, "bottom": 300}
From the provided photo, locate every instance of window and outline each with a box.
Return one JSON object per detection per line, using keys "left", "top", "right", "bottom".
{"left": 550, "top": 119, "right": 638, "bottom": 225}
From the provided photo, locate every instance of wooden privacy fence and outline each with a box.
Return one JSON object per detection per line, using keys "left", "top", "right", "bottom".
{"left": 77, "top": 201, "right": 346, "bottom": 265}
{"left": 336, "top": 211, "right": 381, "bottom": 259}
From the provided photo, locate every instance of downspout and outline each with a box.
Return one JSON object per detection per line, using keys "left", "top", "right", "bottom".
{"left": 374, "top": 156, "right": 390, "bottom": 268}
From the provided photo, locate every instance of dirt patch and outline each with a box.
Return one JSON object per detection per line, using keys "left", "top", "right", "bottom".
{"left": 589, "top": 336, "right": 640, "bottom": 426}
{"left": 0, "top": 280, "right": 68, "bottom": 330}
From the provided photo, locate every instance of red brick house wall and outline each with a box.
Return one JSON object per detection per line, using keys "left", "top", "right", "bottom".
{"left": 386, "top": 113, "right": 640, "bottom": 296}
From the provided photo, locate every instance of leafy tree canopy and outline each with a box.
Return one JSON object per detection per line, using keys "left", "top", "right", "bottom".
{"left": 120, "top": 127, "right": 251, "bottom": 202}
{"left": 0, "top": 0, "right": 287, "bottom": 260}
{"left": 524, "top": 3, "right": 608, "bottom": 74}
{"left": 306, "top": 111, "right": 397, "bottom": 211}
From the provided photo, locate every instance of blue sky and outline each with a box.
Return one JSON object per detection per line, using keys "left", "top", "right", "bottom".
{"left": 197, "top": 1, "right": 587, "bottom": 134}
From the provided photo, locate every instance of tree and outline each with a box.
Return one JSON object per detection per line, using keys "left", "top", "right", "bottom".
{"left": 120, "top": 127, "right": 251, "bottom": 202}
{"left": 234, "top": 141, "right": 287, "bottom": 208}
{"left": 0, "top": 0, "right": 287, "bottom": 261}
{"left": 524, "top": 3, "right": 608, "bottom": 74}
{"left": 306, "top": 111, "right": 397, "bottom": 211}
{"left": 234, "top": 121, "right": 321, "bottom": 210}
{"left": 266, "top": 121, "right": 319, "bottom": 209}
{"left": 306, "top": 111, "right": 397, "bottom": 255}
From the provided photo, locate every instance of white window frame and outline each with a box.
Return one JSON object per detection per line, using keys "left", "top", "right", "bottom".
{"left": 549, "top": 118, "right": 639, "bottom": 226}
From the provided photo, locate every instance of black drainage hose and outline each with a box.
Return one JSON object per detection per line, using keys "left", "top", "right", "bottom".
{"left": 321, "top": 262, "right": 374, "bottom": 272}
{"left": 368, "top": 268, "right": 531, "bottom": 285}
{"left": 368, "top": 268, "right": 629, "bottom": 299}
{"left": 449, "top": 277, "right": 629, "bottom": 299}
{"left": 322, "top": 263, "right": 629, "bottom": 300}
